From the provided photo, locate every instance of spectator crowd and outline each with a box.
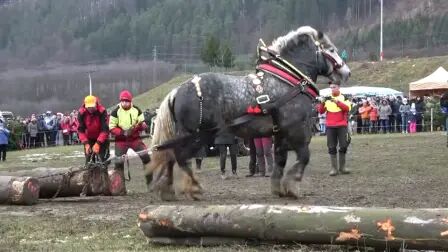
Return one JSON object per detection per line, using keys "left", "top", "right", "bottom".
{"left": 317, "top": 95, "right": 448, "bottom": 135}
{"left": 1, "top": 110, "right": 81, "bottom": 150}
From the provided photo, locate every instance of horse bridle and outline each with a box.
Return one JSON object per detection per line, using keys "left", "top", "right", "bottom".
{"left": 314, "top": 41, "right": 345, "bottom": 78}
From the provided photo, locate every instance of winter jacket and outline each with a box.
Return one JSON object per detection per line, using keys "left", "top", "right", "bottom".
{"left": 378, "top": 104, "right": 392, "bottom": 120}
{"left": 399, "top": 104, "right": 411, "bottom": 115}
{"left": 369, "top": 106, "right": 378, "bottom": 121}
{"left": 27, "top": 122, "right": 38, "bottom": 137}
{"left": 316, "top": 94, "right": 351, "bottom": 127}
{"left": 415, "top": 100, "right": 426, "bottom": 114}
{"left": 60, "top": 119, "right": 71, "bottom": 135}
{"left": 37, "top": 118, "right": 46, "bottom": 132}
{"left": 0, "top": 125, "right": 10, "bottom": 145}
{"left": 358, "top": 105, "right": 372, "bottom": 120}
{"left": 70, "top": 117, "right": 79, "bottom": 133}
{"left": 77, "top": 104, "right": 109, "bottom": 144}
{"left": 109, "top": 104, "right": 146, "bottom": 141}
{"left": 44, "top": 115, "right": 56, "bottom": 131}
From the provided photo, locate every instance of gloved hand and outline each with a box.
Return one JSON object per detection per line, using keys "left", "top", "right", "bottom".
{"left": 84, "top": 143, "right": 91, "bottom": 154}
{"left": 317, "top": 96, "right": 324, "bottom": 103}
{"left": 123, "top": 129, "right": 132, "bottom": 137}
{"left": 92, "top": 142, "right": 101, "bottom": 154}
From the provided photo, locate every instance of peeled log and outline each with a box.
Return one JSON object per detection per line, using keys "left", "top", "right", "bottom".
{"left": 0, "top": 176, "right": 39, "bottom": 205}
{"left": 138, "top": 204, "right": 448, "bottom": 250}
{"left": 0, "top": 167, "right": 109, "bottom": 198}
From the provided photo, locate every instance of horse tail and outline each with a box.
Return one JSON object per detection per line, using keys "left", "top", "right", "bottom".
{"left": 145, "top": 88, "right": 178, "bottom": 182}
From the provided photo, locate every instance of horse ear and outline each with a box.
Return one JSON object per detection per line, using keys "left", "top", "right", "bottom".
{"left": 317, "top": 31, "right": 324, "bottom": 40}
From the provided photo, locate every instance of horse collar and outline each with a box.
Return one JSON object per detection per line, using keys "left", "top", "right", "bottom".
{"left": 257, "top": 63, "right": 319, "bottom": 98}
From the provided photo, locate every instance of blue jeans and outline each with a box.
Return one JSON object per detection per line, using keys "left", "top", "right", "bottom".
{"left": 319, "top": 123, "right": 326, "bottom": 133}
{"left": 401, "top": 114, "right": 408, "bottom": 132}
{"left": 379, "top": 119, "right": 389, "bottom": 133}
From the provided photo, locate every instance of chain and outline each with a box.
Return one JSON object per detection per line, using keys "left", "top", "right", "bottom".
{"left": 198, "top": 98, "right": 203, "bottom": 130}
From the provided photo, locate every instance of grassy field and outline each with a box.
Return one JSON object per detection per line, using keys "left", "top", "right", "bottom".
{"left": 346, "top": 55, "right": 448, "bottom": 93}
{"left": 0, "top": 133, "right": 447, "bottom": 251}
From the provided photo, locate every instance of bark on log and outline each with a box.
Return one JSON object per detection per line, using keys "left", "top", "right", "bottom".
{"left": 0, "top": 167, "right": 109, "bottom": 198}
{"left": 138, "top": 204, "right": 448, "bottom": 250}
{"left": 0, "top": 176, "right": 39, "bottom": 205}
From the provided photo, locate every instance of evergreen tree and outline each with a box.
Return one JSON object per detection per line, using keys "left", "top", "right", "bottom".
{"left": 200, "top": 35, "right": 220, "bottom": 67}
{"left": 221, "top": 44, "right": 235, "bottom": 69}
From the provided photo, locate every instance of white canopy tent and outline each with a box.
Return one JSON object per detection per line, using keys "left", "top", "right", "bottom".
{"left": 319, "top": 86, "right": 403, "bottom": 98}
{"left": 409, "top": 66, "right": 448, "bottom": 97}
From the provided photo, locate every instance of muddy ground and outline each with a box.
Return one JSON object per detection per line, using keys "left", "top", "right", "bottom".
{"left": 0, "top": 133, "right": 447, "bottom": 251}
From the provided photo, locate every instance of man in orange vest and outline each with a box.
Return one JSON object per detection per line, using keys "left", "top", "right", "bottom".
{"left": 316, "top": 83, "right": 352, "bottom": 176}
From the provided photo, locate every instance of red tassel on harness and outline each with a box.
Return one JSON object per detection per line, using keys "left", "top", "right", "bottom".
{"left": 246, "top": 105, "right": 262, "bottom": 114}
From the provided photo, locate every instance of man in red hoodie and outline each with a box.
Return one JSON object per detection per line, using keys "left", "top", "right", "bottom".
{"left": 78, "top": 95, "right": 110, "bottom": 163}
{"left": 316, "top": 83, "right": 352, "bottom": 176}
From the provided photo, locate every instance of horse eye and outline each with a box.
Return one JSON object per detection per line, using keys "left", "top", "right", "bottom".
{"left": 329, "top": 48, "right": 335, "bottom": 53}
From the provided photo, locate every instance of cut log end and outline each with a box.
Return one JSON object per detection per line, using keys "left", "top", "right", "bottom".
{"left": 10, "top": 177, "right": 40, "bottom": 205}
{"left": 108, "top": 170, "right": 126, "bottom": 196}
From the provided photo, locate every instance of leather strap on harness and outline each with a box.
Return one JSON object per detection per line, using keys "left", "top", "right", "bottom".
{"left": 242, "top": 40, "right": 320, "bottom": 134}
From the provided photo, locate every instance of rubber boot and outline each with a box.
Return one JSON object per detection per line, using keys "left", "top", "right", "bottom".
{"left": 338, "top": 153, "right": 350, "bottom": 174}
{"left": 329, "top": 154, "right": 338, "bottom": 176}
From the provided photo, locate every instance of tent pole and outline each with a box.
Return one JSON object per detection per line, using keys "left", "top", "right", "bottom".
{"left": 431, "top": 108, "right": 434, "bottom": 132}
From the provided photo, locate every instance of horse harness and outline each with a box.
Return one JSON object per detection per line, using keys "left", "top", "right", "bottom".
{"left": 244, "top": 40, "right": 320, "bottom": 134}
{"left": 189, "top": 40, "right": 321, "bottom": 135}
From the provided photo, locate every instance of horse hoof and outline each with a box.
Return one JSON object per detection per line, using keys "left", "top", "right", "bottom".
{"left": 185, "top": 192, "right": 201, "bottom": 201}
{"left": 281, "top": 178, "right": 300, "bottom": 199}
{"left": 159, "top": 190, "right": 177, "bottom": 201}
{"left": 158, "top": 184, "right": 176, "bottom": 201}
{"left": 271, "top": 179, "right": 281, "bottom": 196}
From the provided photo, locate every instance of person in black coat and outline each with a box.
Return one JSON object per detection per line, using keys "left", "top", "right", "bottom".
{"left": 415, "top": 96, "right": 426, "bottom": 132}
{"left": 214, "top": 131, "right": 238, "bottom": 179}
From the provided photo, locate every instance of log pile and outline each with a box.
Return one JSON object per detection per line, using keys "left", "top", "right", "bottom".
{"left": 0, "top": 166, "right": 111, "bottom": 199}
{"left": 0, "top": 176, "right": 39, "bottom": 205}
{"left": 138, "top": 204, "right": 448, "bottom": 250}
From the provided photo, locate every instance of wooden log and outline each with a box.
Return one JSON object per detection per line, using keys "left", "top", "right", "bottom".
{"left": 0, "top": 167, "right": 109, "bottom": 198}
{"left": 107, "top": 169, "right": 126, "bottom": 196}
{"left": 138, "top": 204, "right": 448, "bottom": 250}
{"left": 0, "top": 176, "right": 39, "bottom": 205}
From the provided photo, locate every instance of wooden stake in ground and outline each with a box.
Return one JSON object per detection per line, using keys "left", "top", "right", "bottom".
{"left": 0, "top": 176, "right": 39, "bottom": 205}
{"left": 0, "top": 167, "right": 109, "bottom": 198}
{"left": 138, "top": 204, "right": 448, "bottom": 250}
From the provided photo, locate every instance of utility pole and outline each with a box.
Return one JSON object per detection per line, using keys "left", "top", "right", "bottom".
{"left": 87, "top": 70, "right": 97, "bottom": 95}
{"left": 380, "top": 0, "right": 383, "bottom": 61}
{"left": 152, "top": 45, "right": 157, "bottom": 84}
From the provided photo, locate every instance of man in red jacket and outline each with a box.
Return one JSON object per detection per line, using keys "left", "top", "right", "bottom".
{"left": 316, "top": 83, "right": 352, "bottom": 176}
{"left": 78, "top": 95, "right": 110, "bottom": 163}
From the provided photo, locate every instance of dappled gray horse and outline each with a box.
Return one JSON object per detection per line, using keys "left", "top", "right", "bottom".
{"left": 148, "top": 26, "right": 351, "bottom": 200}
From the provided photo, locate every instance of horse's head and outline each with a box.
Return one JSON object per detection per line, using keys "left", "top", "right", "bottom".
{"left": 269, "top": 26, "right": 351, "bottom": 85}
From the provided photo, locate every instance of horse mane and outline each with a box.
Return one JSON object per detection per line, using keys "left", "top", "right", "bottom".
{"left": 269, "top": 26, "right": 336, "bottom": 54}
{"left": 151, "top": 88, "right": 178, "bottom": 147}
